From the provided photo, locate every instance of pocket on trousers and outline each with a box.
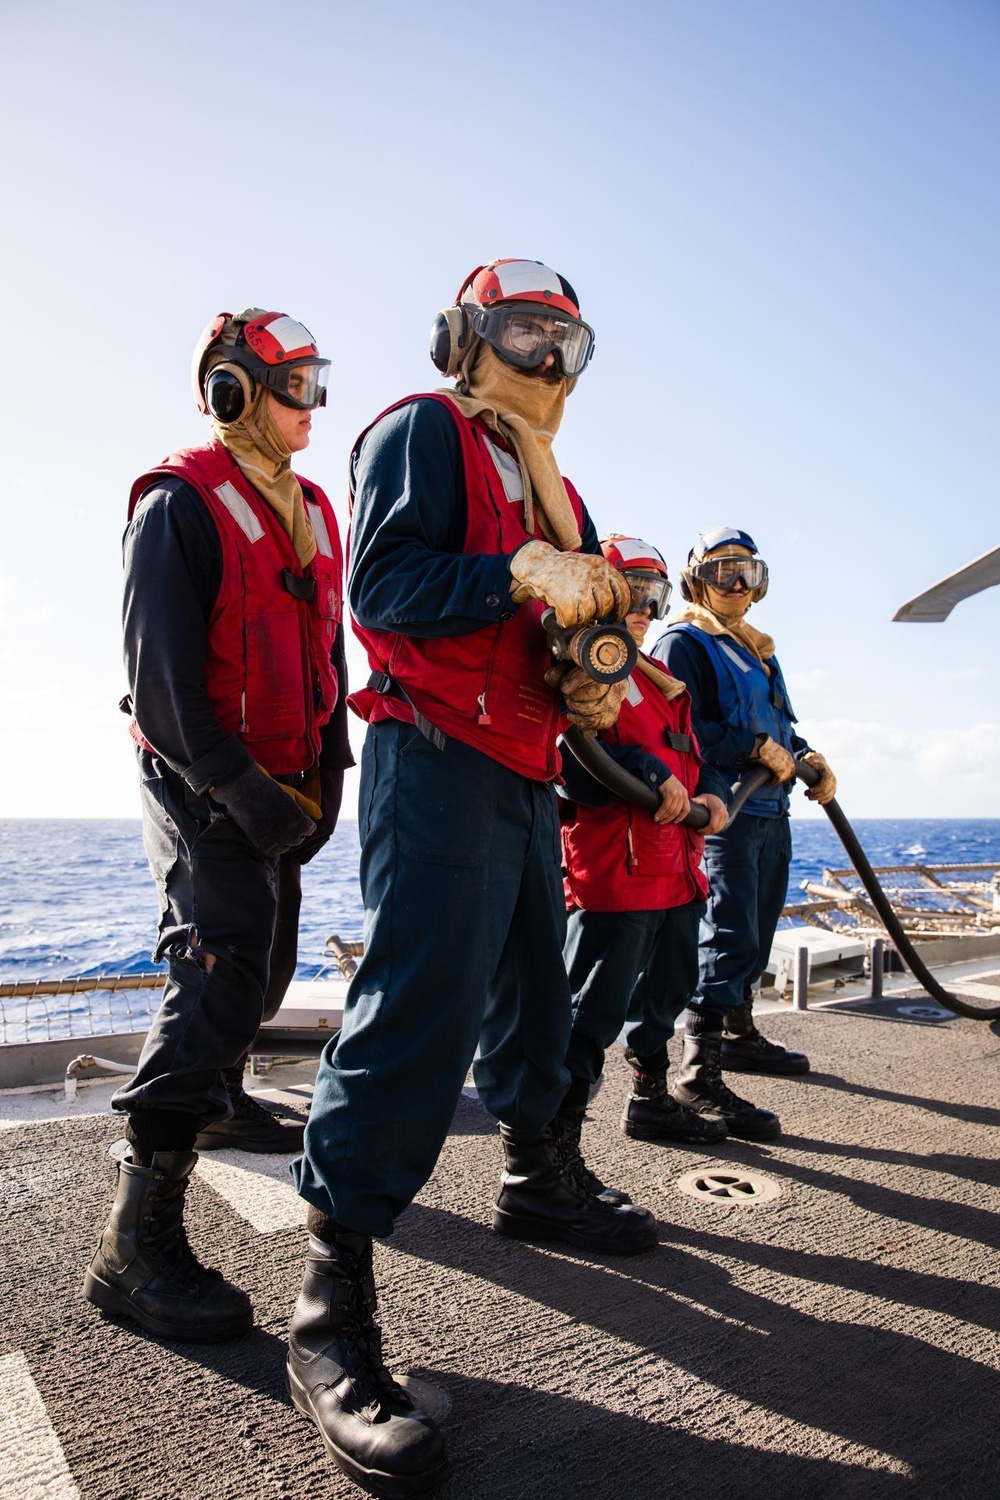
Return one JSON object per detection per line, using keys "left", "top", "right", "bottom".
{"left": 394, "top": 733, "right": 495, "bottom": 867}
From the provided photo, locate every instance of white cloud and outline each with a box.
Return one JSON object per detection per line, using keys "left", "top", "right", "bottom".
{"left": 797, "top": 718, "right": 1000, "bottom": 816}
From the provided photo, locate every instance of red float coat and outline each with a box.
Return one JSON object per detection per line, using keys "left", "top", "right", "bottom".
{"left": 348, "top": 394, "right": 584, "bottom": 782}
{"left": 561, "top": 659, "right": 709, "bottom": 912}
{"left": 127, "top": 441, "right": 342, "bottom": 776}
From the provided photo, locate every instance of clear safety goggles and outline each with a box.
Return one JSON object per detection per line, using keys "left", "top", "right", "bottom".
{"left": 690, "top": 554, "right": 768, "bottom": 593}
{"left": 471, "top": 305, "right": 595, "bottom": 378}
{"left": 624, "top": 569, "right": 672, "bottom": 619}
{"left": 258, "top": 358, "right": 331, "bottom": 411}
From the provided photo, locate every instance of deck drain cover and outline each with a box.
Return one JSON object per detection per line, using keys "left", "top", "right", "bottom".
{"left": 676, "top": 1168, "right": 781, "bottom": 1205}
{"left": 896, "top": 1004, "right": 952, "bottom": 1021}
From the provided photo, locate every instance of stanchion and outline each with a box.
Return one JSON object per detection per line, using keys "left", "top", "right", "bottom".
{"left": 869, "top": 936, "right": 884, "bottom": 1000}
{"left": 792, "top": 945, "right": 810, "bottom": 1010}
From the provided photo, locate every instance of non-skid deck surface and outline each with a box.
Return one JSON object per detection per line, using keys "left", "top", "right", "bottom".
{"left": 1, "top": 1007, "right": 998, "bottom": 1500}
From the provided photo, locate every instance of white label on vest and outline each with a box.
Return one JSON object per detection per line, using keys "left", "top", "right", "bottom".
{"left": 214, "top": 481, "right": 265, "bottom": 542}
{"left": 307, "top": 501, "right": 334, "bottom": 558}
{"left": 484, "top": 438, "right": 524, "bottom": 505}
{"left": 626, "top": 675, "right": 643, "bottom": 706}
{"left": 718, "top": 639, "right": 753, "bottom": 673}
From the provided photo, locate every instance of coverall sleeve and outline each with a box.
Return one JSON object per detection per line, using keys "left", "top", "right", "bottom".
{"left": 348, "top": 400, "right": 519, "bottom": 637}
{"left": 123, "top": 478, "right": 255, "bottom": 793}
{"left": 558, "top": 737, "right": 673, "bottom": 807}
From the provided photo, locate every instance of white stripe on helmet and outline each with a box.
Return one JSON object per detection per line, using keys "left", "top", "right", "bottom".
{"left": 613, "top": 537, "right": 661, "bottom": 567}
{"left": 265, "top": 316, "right": 315, "bottom": 356}
{"left": 492, "top": 262, "right": 563, "bottom": 300}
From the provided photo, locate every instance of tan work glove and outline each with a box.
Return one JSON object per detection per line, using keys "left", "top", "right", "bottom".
{"left": 548, "top": 664, "right": 628, "bottom": 735}
{"left": 281, "top": 775, "right": 323, "bottom": 823}
{"left": 802, "top": 750, "right": 837, "bottom": 804}
{"left": 509, "top": 540, "right": 630, "bottom": 627}
{"left": 753, "top": 735, "right": 797, "bottom": 784}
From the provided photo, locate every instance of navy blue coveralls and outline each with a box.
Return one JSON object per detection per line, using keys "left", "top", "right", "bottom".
{"left": 558, "top": 735, "right": 729, "bottom": 1084}
{"left": 293, "top": 398, "right": 603, "bottom": 1238}
{"left": 652, "top": 627, "right": 809, "bottom": 1020}
{"left": 114, "top": 477, "right": 353, "bottom": 1127}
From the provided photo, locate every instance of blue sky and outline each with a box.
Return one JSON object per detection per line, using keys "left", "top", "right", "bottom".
{"left": 2, "top": 0, "right": 997, "bottom": 818}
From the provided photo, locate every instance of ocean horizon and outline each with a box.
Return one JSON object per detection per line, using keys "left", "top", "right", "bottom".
{"left": 3, "top": 815, "right": 999, "bottom": 987}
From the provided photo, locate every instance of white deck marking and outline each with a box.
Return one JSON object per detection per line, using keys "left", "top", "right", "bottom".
{"left": 0, "top": 1351, "right": 81, "bottom": 1499}
{"left": 193, "top": 1150, "right": 307, "bottom": 1233}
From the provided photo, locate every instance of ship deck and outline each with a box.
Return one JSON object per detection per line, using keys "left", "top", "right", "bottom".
{"left": 1, "top": 967, "right": 999, "bottom": 1500}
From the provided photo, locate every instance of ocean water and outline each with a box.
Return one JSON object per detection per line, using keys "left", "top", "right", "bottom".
{"left": 2, "top": 817, "right": 999, "bottom": 1042}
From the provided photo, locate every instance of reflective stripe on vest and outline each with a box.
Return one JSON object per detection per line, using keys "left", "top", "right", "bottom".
{"left": 127, "top": 442, "right": 342, "bottom": 775}
{"left": 668, "top": 623, "right": 796, "bottom": 815}
{"left": 347, "top": 394, "right": 581, "bottom": 782}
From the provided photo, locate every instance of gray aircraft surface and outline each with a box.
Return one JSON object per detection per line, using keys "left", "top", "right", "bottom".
{"left": 893, "top": 544, "right": 1000, "bottom": 622}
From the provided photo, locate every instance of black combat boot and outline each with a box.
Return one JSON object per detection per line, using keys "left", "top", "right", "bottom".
{"left": 671, "top": 1027, "right": 781, "bottom": 1143}
{"left": 82, "top": 1145, "right": 253, "bottom": 1341}
{"left": 194, "top": 1062, "right": 306, "bottom": 1153}
{"left": 286, "top": 1210, "right": 449, "bottom": 1499}
{"left": 493, "top": 1124, "right": 658, "bottom": 1255}
{"left": 721, "top": 995, "right": 810, "bottom": 1076}
{"left": 621, "top": 1046, "right": 729, "bottom": 1145}
{"left": 552, "top": 1078, "right": 631, "bottom": 1206}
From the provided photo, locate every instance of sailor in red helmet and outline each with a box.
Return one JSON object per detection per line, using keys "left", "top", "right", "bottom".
{"left": 83, "top": 310, "right": 352, "bottom": 1344}
{"left": 557, "top": 536, "right": 731, "bottom": 1177}
{"left": 286, "top": 260, "right": 656, "bottom": 1496}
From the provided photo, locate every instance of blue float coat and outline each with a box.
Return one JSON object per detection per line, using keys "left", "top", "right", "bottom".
{"left": 652, "top": 626, "right": 810, "bottom": 816}
{"left": 651, "top": 620, "right": 813, "bottom": 1017}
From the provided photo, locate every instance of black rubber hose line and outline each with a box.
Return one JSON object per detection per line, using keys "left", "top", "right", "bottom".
{"left": 560, "top": 727, "right": 999, "bottom": 1020}
{"left": 793, "top": 761, "right": 1000, "bottom": 1020}
{"left": 559, "top": 726, "right": 772, "bottom": 829}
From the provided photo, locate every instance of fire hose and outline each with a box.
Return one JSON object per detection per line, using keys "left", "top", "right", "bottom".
{"left": 560, "top": 725, "right": 771, "bottom": 831}
{"left": 559, "top": 728, "right": 1000, "bottom": 1021}
{"left": 792, "top": 760, "right": 1000, "bottom": 1020}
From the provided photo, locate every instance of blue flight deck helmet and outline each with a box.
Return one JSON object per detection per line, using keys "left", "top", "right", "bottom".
{"left": 680, "top": 527, "right": 769, "bottom": 603}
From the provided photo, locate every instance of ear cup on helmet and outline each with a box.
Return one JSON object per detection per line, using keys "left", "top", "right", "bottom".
{"left": 205, "top": 363, "right": 255, "bottom": 423}
{"left": 679, "top": 569, "right": 697, "bottom": 603}
{"left": 429, "top": 305, "right": 473, "bottom": 376}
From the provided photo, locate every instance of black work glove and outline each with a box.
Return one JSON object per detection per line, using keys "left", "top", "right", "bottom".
{"left": 293, "top": 766, "right": 345, "bottom": 865}
{"left": 211, "top": 763, "right": 316, "bottom": 858}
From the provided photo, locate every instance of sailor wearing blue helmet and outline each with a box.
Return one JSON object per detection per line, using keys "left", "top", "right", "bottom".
{"left": 653, "top": 528, "right": 837, "bottom": 1139}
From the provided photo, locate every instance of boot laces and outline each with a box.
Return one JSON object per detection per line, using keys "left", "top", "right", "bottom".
{"left": 144, "top": 1175, "right": 220, "bottom": 1291}
{"left": 332, "top": 1254, "right": 411, "bottom": 1414}
{"left": 550, "top": 1116, "right": 606, "bottom": 1203}
{"left": 745, "top": 1025, "right": 786, "bottom": 1056}
{"left": 232, "top": 1088, "right": 295, "bottom": 1125}
{"left": 703, "top": 1052, "right": 754, "bottom": 1114}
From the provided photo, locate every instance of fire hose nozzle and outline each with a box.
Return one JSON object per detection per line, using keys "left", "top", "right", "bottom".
{"left": 541, "top": 608, "right": 638, "bottom": 684}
